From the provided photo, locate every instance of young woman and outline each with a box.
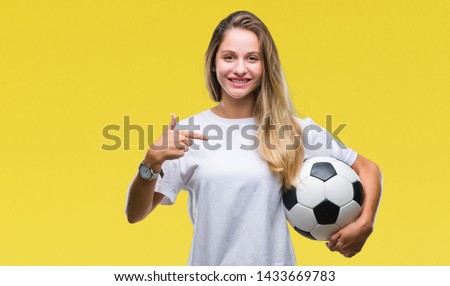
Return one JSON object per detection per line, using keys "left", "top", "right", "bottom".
{"left": 125, "top": 11, "right": 382, "bottom": 266}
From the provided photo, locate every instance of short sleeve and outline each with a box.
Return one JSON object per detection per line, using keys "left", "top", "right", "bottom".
{"left": 155, "top": 158, "right": 184, "bottom": 205}
{"left": 299, "top": 117, "right": 358, "bottom": 166}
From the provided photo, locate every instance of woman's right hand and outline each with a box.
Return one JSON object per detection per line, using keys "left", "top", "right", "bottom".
{"left": 144, "top": 114, "right": 208, "bottom": 169}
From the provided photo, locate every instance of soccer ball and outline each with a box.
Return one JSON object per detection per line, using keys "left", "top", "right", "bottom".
{"left": 282, "top": 156, "right": 364, "bottom": 241}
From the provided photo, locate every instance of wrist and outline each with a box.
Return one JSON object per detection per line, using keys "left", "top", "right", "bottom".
{"left": 144, "top": 148, "right": 164, "bottom": 172}
{"left": 356, "top": 215, "right": 374, "bottom": 233}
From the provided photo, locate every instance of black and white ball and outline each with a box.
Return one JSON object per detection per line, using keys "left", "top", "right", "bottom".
{"left": 283, "top": 156, "right": 364, "bottom": 241}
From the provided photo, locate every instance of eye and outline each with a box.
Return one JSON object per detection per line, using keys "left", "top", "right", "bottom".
{"left": 224, "top": 55, "right": 235, "bottom": 61}
{"left": 247, "top": 56, "right": 259, "bottom": 62}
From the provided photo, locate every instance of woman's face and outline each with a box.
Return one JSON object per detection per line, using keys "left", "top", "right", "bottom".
{"left": 215, "top": 28, "right": 263, "bottom": 101}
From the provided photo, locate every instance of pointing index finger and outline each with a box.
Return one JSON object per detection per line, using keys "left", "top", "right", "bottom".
{"left": 187, "top": 131, "right": 208, "bottom": 140}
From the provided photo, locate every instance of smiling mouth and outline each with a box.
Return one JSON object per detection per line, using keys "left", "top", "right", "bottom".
{"left": 229, "top": 79, "right": 250, "bottom": 84}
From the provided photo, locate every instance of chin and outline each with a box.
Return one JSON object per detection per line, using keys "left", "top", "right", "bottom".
{"left": 229, "top": 93, "right": 250, "bottom": 100}
{"left": 225, "top": 89, "right": 257, "bottom": 100}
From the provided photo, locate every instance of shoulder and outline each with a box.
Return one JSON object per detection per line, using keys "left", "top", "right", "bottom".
{"left": 178, "top": 110, "right": 209, "bottom": 123}
{"left": 293, "top": 116, "right": 319, "bottom": 130}
{"left": 176, "top": 110, "right": 211, "bottom": 130}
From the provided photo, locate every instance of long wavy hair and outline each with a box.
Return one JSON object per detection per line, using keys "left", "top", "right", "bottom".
{"left": 205, "top": 11, "right": 303, "bottom": 189}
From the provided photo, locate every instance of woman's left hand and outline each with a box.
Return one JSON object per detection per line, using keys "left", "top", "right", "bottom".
{"left": 326, "top": 219, "right": 373, "bottom": 258}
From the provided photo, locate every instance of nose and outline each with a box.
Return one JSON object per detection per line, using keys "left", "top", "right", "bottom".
{"left": 233, "top": 59, "right": 247, "bottom": 76}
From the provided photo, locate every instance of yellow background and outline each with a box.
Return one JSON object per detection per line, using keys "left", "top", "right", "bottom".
{"left": 1, "top": 0, "right": 449, "bottom": 265}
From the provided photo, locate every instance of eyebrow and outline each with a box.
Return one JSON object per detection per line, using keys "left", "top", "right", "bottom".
{"left": 219, "top": 50, "right": 260, "bottom": 55}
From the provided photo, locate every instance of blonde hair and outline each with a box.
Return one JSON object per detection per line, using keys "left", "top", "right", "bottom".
{"left": 205, "top": 11, "right": 304, "bottom": 189}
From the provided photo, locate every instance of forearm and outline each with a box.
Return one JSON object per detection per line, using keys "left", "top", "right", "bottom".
{"left": 355, "top": 158, "right": 383, "bottom": 228}
{"left": 125, "top": 155, "right": 164, "bottom": 223}
{"left": 125, "top": 173, "right": 158, "bottom": 223}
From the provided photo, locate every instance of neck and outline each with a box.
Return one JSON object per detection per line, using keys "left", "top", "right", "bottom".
{"left": 212, "top": 94, "right": 256, "bottom": 119}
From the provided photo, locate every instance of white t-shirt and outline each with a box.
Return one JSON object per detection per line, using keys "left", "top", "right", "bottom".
{"left": 155, "top": 109, "right": 357, "bottom": 266}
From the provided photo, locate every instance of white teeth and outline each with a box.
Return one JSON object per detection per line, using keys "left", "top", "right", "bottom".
{"left": 231, "top": 79, "right": 249, "bottom": 84}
